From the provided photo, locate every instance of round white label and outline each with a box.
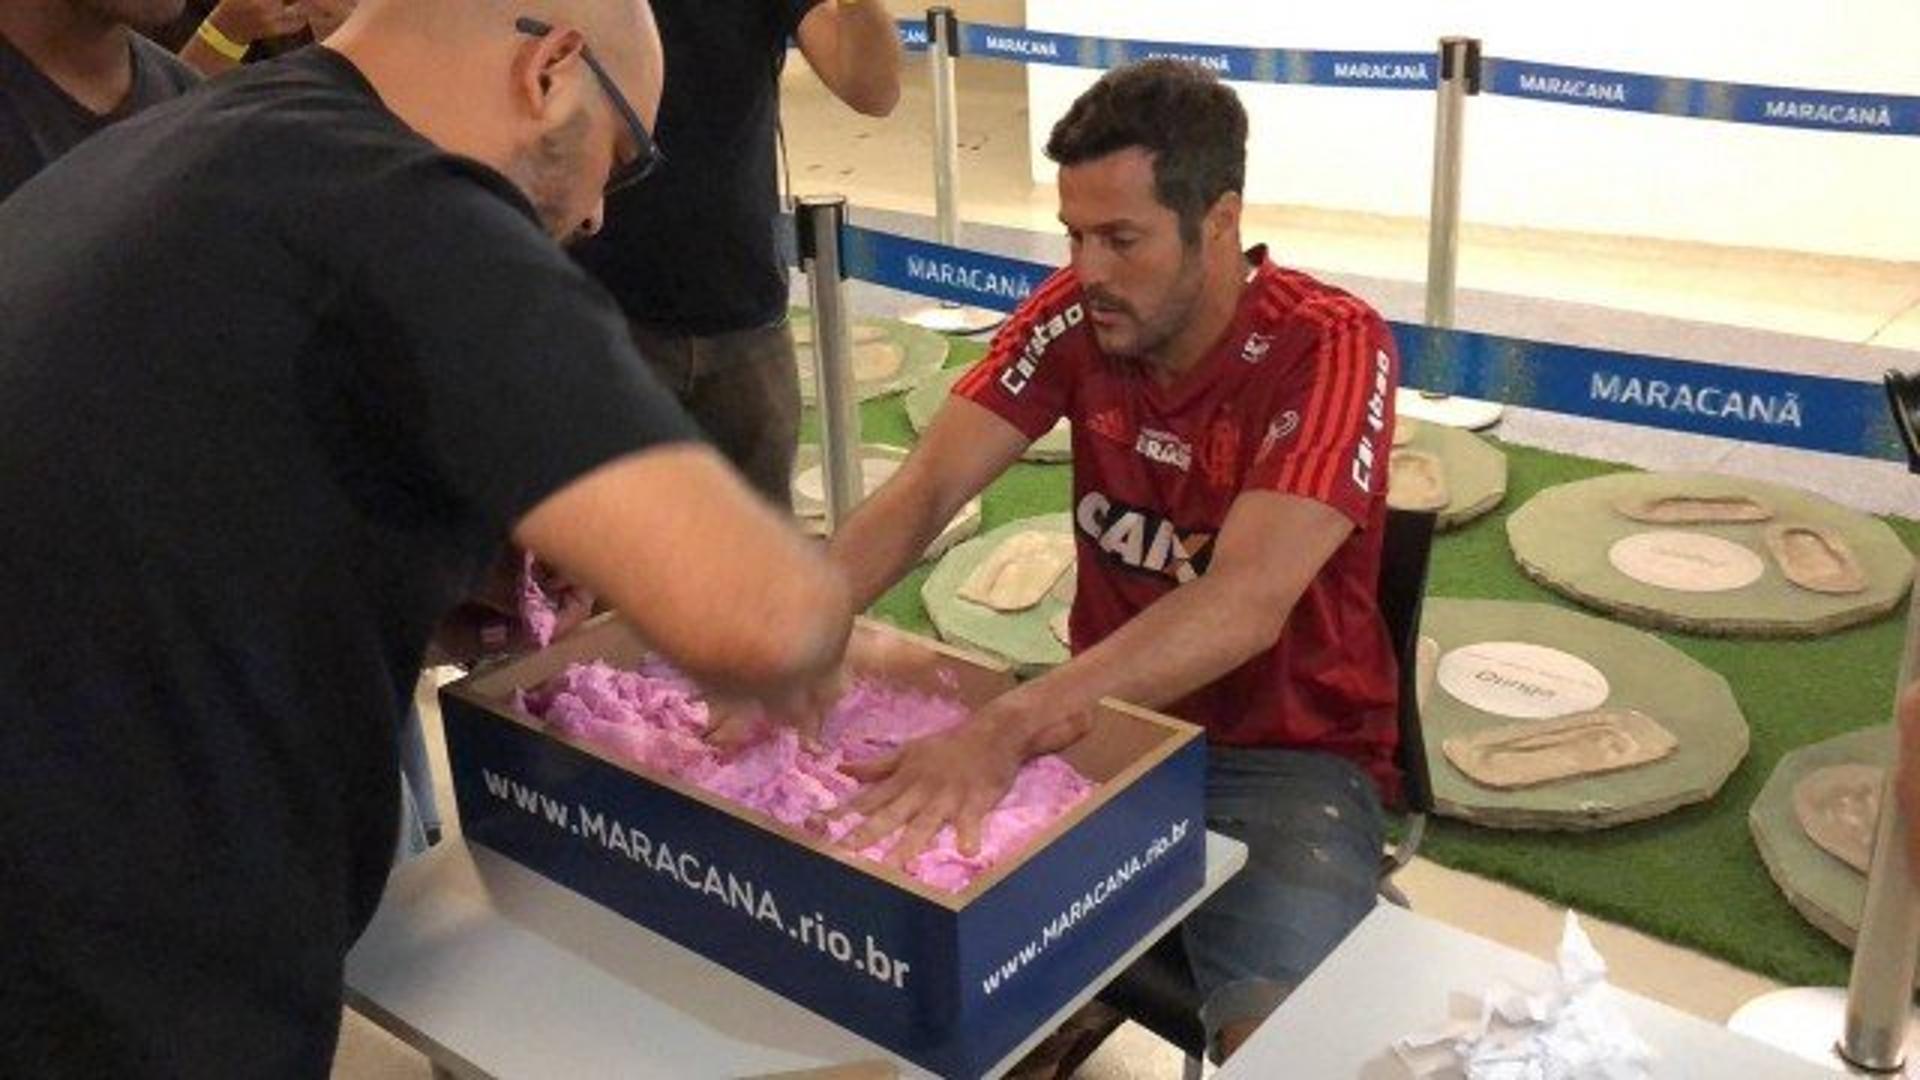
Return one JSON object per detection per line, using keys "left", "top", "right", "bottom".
{"left": 1436, "top": 641, "right": 1612, "bottom": 720}
{"left": 794, "top": 457, "right": 901, "bottom": 504}
{"left": 1608, "top": 530, "right": 1764, "bottom": 593}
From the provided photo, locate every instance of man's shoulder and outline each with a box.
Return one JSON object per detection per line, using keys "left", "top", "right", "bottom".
{"left": 130, "top": 30, "right": 200, "bottom": 96}
{"left": 1254, "top": 264, "right": 1385, "bottom": 334}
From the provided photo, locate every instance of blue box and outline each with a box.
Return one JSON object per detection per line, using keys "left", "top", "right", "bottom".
{"left": 441, "top": 616, "right": 1206, "bottom": 1078}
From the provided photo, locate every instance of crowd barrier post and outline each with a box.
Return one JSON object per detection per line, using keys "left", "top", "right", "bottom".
{"left": 1425, "top": 36, "right": 1479, "bottom": 330}
{"left": 795, "top": 196, "right": 864, "bottom": 530}
{"left": 1730, "top": 576, "right": 1920, "bottom": 1071}
{"left": 900, "top": 7, "right": 1007, "bottom": 336}
{"left": 1840, "top": 599, "right": 1920, "bottom": 1074}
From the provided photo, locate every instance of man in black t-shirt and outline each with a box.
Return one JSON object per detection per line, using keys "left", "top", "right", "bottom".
{"left": 0, "top": 0, "right": 199, "bottom": 200}
{"left": 571, "top": 0, "right": 901, "bottom": 506}
{"left": 0, "top": 0, "right": 851, "bottom": 1075}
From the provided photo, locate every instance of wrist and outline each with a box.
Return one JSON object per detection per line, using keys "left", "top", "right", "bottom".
{"left": 197, "top": 10, "right": 252, "bottom": 61}
{"left": 981, "top": 685, "right": 1076, "bottom": 757}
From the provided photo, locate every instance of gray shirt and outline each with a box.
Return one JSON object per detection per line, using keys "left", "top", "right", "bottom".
{"left": 0, "top": 30, "right": 197, "bottom": 201}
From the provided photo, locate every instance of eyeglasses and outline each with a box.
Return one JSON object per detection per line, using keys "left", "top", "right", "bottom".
{"left": 514, "top": 15, "right": 662, "bottom": 194}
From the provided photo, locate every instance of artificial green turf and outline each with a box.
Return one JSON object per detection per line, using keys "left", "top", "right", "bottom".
{"left": 808, "top": 338, "right": 1920, "bottom": 988}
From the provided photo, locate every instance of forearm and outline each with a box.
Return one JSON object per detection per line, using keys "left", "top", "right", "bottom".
{"left": 178, "top": 11, "right": 248, "bottom": 77}
{"left": 514, "top": 448, "right": 852, "bottom": 698}
{"left": 827, "top": 470, "right": 951, "bottom": 613}
{"left": 997, "top": 574, "right": 1285, "bottom": 744}
{"left": 821, "top": 0, "right": 902, "bottom": 116}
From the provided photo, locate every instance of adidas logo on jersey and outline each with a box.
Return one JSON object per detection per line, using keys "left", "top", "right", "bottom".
{"left": 1076, "top": 491, "right": 1215, "bottom": 583}
{"left": 1240, "top": 331, "right": 1274, "bottom": 364}
{"left": 1348, "top": 348, "right": 1393, "bottom": 492}
{"left": 1134, "top": 428, "right": 1192, "bottom": 472}
{"left": 999, "top": 302, "right": 1084, "bottom": 396}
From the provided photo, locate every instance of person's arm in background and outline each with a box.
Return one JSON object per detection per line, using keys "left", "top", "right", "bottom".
{"left": 178, "top": 0, "right": 308, "bottom": 75}
{"left": 515, "top": 446, "right": 854, "bottom": 704}
{"left": 301, "top": 0, "right": 355, "bottom": 41}
{"left": 793, "top": 0, "right": 902, "bottom": 117}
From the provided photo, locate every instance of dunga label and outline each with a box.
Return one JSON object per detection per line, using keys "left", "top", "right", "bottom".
{"left": 1437, "top": 641, "right": 1611, "bottom": 720}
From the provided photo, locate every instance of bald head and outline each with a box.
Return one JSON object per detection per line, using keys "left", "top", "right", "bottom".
{"left": 330, "top": 0, "right": 663, "bottom": 240}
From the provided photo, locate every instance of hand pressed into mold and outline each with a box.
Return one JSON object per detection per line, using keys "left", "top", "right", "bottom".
{"left": 830, "top": 704, "right": 1091, "bottom": 868}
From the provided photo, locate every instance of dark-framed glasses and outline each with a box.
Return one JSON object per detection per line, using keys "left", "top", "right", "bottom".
{"left": 514, "top": 15, "right": 662, "bottom": 193}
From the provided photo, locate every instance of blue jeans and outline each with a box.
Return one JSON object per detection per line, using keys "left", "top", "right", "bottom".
{"left": 1182, "top": 747, "right": 1385, "bottom": 1057}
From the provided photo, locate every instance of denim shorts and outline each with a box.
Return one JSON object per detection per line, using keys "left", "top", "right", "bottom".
{"left": 1181, "top": 747, "right": 1385, "bottom": 1056}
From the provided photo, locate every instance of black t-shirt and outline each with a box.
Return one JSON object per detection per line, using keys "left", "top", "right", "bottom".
{"left": 569, "top": 0, "right": 821, "bottom": 335}
{"left": 0, "top": 30, "right": 198, "bottom": 201}
{"left": 0, "top": 47, "right": 696, "bottom": 1076}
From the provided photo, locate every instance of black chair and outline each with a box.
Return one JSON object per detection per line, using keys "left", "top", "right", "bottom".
{"left": 1092, "top": 508, "right": 1440, "bottom": 1074}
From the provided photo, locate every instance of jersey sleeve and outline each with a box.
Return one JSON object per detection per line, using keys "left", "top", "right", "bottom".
{"left": 1245, "top": 300, "right": 1398, "bottom": 527}
{"left": 950, "top": 270, "right": 1081, "bottom": 440}
{"left": 336, "top": 176, "right": 700, "bottom": 537}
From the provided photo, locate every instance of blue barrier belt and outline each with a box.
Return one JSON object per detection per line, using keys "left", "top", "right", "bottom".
{"left": 1479, "top": 57, "right": 1920, "bottom": 136}
{"left": 899, "top": 18, "right": 1918, "bottom": 132}
{"left": 1393, "top": 323, "right": 1904, "bottom": 462}
{"left": 782, "top": 218, "right": 1903, "bottom": 463}
{"left": 955, "top": 23, "right": 1434, "bottom": 90}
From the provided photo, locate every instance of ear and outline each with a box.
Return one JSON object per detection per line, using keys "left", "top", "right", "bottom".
{"left": 1207, "top": 190, "right": 1243, "bottom": 242}
{"left": 510, "top": 24, "right": 591, "bottom": 120}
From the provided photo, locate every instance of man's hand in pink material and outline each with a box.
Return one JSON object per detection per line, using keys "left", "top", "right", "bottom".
{"left": 701, "top": 627, "right": 938, "bottom": 755}
{"left": 833, "top": 699, "right": 1092, "bottom": 867}
{"left": 703, "top": 675, "right": 845, "bottom": 755}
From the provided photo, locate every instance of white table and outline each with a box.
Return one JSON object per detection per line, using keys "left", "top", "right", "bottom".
{"left": 344, "top": 832, "right": 1246, "bottom": 1079}
{"left": 1217, "top": 903, "right": 1837, "bottom": 1079}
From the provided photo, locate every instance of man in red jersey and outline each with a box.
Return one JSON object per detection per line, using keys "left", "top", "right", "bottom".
{"left": 821, "top": 59, "right": 1401, "bottom": 1061}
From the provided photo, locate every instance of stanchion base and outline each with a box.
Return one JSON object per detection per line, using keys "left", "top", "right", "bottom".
{"left": 900, "top": 302, "right": 1006, "bottom": 336}
{"left": 1397, "top": 388, "right": 1504, "bottom": 431}
{"left": 1728, "top": 987, "right": 1920, "bottom": 1075}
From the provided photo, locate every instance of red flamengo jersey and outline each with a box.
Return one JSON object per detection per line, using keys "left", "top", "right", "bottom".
{"left": 955, "top": 247, "right": 1402, "bottom": 799}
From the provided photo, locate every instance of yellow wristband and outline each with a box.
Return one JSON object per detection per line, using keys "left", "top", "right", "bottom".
{"left": 196, "top": 18, "right": 249, "bottom": 62}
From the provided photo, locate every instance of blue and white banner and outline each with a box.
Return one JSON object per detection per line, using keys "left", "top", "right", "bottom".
{"left": 956, "top": 23, "right": 1433, "bottom": 90}
{"left": 1393, "top": 323, "right": 1906, "bottom": 461}
{"left": 896, "top": 18, "right": 928, "bottom": 53}
{"left": 809, "top": 225, "right": 1903, "bottom": 464}
{"left": 1483, "top": 57, "right": 1920, "bottom": 136}
{"left": 842, "top": 225, "right": 1049, "bottom": 312}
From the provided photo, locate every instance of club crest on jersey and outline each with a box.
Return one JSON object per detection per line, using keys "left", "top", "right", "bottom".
{"left": 1348, "top": 348, "right": 1394, "bottom": 492}
{"left": 1240, "top": 331, "right": 1274, "bottom": 364}
{"left": 999, "top": 302, "right": 1084, "bottom": 396}
{"left": 1076, "top": 491, "right": 1215, "bottom": 583}
{"left": 1200, "top": 416, "right": 1240, "bottom": 488}
{"left": 1134, "top": 428, "right": 1192, "bottom": 472}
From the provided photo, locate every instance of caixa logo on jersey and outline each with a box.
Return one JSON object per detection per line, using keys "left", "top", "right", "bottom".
{"left": 1348, "top": 348, "right": 1393, "bottom": 492}
{"left": 1000, "top": 303, "right": 1085, "bottom": 396}
{"left": 1077, "top": 492, "right": 1215, "bottom": 583}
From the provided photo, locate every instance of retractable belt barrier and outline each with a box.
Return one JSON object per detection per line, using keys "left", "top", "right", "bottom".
{"left": 1481, "top": 57, "right": 1920, "bottom": 136}
{"left": 884, "top": 18, "right": 1919, "bottom": 135}
{"left": 780, "top": 214, "right": 1905, "bottom": 465}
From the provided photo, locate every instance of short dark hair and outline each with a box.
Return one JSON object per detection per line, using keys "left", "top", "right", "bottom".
{"left": 1045, "top": 59, "right": 1248, "bottom": 245}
